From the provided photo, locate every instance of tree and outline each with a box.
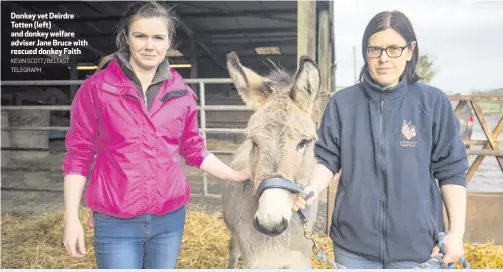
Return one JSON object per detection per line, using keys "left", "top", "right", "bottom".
{"left": 416, "top": 54, "right": 436, "bottom": 84}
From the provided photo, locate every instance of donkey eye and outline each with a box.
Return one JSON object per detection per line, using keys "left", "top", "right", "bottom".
{"left": 296, "top": 139, "right": 309, "bottom": 151}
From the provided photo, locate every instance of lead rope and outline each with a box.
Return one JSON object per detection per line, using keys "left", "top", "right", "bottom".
{"left": 413, "top": 232, "right": 471, "bottom": 269}
{"left": 301, "top": 218, "right": 347, "bottom": 269}
{"left": 298, "top": 190, "right": 347, "bottom": 269}
{"left": 298, "top": 194, "right": 470, "bottom": 269}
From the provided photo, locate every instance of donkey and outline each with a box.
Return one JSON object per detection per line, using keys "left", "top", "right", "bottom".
{"left": 221, "top": 51, "right": 322, "bottom": 269}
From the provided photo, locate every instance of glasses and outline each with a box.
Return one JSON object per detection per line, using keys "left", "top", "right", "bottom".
{"left": 367, "top": 42, "right": 412, "bottom": 58}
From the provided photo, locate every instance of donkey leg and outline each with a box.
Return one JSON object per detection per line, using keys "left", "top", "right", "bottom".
{"left": 227, "top": 233, "right": 241, "bottom": 269}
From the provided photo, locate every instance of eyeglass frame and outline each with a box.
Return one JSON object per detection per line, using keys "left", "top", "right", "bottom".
{"left": 366, "top": 41, "right": 414, "bottom": 58}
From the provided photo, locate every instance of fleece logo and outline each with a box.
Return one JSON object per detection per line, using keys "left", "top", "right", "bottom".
{"left": 400, "top": 120, "right": 417, "bottom": 147}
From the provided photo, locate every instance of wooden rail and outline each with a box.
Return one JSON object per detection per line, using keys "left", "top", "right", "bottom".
{"left": 326, "top": 95, "right": 503, "bottom": 234}
{"left": 451, "top": 96, "right": 503, "bottom": 184}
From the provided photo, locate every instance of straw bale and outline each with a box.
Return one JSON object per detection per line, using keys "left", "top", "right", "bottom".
{"left": 1, "top": 206, "right": 502, "bottom": 269}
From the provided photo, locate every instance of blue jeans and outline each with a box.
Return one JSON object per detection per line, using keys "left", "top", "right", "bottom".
{"left": 333, "top": 244, "right": 441, "bottom": 269}
{"left": 92, "top": 206, "right": 186, "bottom": 269}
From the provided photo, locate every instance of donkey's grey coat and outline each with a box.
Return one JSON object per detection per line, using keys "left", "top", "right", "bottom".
{"left": 221, "top": 52, "right": 322, "bottom": 269}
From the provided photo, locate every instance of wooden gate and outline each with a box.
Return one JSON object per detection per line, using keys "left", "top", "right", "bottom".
{"left": 450, "top": 95, "right": 503, "bottom": 183}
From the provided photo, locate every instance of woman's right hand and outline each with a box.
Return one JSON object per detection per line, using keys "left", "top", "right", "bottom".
{"left": 292, "top": 185, "right": 317, "bottom": 211}
{"left": 63, "top": 215, "right": 87, "bottom": 258}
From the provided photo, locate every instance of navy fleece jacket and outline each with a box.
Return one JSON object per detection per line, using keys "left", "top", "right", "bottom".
{"left": 315, "top": 74, "right": 468, "bottom": 264}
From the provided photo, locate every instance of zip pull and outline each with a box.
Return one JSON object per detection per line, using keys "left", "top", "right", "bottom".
{"left": 380, "top": 100, "right": 384, "bottom": 112}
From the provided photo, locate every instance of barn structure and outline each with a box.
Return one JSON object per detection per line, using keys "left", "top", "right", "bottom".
{"left": 2, "top": 1, "right": 335, "bottom": 136}
{"left": 1, "top": 0, "right": 337, "bottom": 231}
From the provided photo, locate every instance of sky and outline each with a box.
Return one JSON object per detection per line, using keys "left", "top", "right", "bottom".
{"left": 332, "top": 0, "right": 503, "bottom": 94}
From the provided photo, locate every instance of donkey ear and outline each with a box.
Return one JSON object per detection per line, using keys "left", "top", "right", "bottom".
{"left": 290, "top": 56, "right": 321, "bottom": 114}
{"left": 227, "top": 51, "right": 272, "bottom": 110}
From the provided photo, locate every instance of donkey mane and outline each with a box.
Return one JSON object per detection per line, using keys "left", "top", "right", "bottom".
{"left": 263, "top": 61, "right": 294, "bottom": 90}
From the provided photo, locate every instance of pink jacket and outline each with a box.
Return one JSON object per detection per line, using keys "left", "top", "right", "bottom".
{"left": 62, "top": 59, "right": 209, "bottom": 218}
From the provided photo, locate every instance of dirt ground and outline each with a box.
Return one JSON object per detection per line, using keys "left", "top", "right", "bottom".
{"left": 1, "top": 139, "right": 331, "bottom": 234}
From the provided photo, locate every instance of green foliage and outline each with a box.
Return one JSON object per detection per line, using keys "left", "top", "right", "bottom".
{"left": 416, "top": 54, "right": 436, "bottom": 84}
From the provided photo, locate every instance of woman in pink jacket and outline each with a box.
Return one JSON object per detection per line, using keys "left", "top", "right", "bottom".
{"left": 62, "top": 2, "right": 249, "bottom": 269}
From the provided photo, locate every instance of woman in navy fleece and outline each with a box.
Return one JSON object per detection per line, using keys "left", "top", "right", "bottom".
{"left": 293, "top": 10, "right": 468, "bottom": 269}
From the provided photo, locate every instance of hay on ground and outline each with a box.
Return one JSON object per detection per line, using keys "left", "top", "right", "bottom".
{"left": 1, "top": 206, "right": 502, "bottom": 269}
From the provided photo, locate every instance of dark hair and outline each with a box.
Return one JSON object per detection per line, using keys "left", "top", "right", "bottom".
{"left": 358, "top": 10, "right": 421, "bottom": 83}
{"left": 97, "top": 1, "right": 178, "bottom": 70}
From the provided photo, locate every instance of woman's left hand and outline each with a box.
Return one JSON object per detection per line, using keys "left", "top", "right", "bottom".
{"left": 88, "top": 211, "right": 94, "bottom": 229}
{"left": 232, "top": 168, "right": 251, "bottom": 183}
{"left": 430, "top": 232, "right": 464, "bottom": 266}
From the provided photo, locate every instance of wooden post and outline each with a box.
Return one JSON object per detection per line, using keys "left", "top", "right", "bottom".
{"left": 323, "top": 2, "right": 342, "bottom": 235}
{"left": 315, "top": 8, "right": 338, "bottom": 235}
{"left": 297, "top": 1, "right": 317, "bottom": 66}
{"left": 316, "top": 9, "right": 330, "bottom": 128}
{"left": 298, "top": 1, "right": 318, "bottom": 130}
{"left": 330, "top": 0, "right": 337, "bottom": 95}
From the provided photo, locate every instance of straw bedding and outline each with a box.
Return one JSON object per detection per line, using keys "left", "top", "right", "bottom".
{"left": 1, "top": 206, "right": 502, "bottom": 269}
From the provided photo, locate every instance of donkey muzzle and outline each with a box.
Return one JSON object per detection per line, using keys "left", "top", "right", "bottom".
{"left": 256, "top": 177, "right": 313, "bottom": 223}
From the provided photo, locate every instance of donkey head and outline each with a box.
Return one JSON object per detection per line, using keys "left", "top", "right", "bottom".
{"left": 227, "top": 51, "right": 321, "bottom": 236}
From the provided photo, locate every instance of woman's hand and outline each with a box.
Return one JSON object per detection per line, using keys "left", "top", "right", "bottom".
{"left": 292, "top": 185, "right": 317, "bottom": 211}
{"left": 63, "top": 215, "right": 88, "bottom": 258}
{"left": 430, "top": 232, "right": 465, "bottom": 266}
{"left": 292, "top": 164, "right": 335, "bottom": 212}
{"left": 232, "top": 168, "right": 251, "bottom": 183}
{"left": 200, "top": 154, "right": 251, "bottom": 183}
{"left": 88, "top": 212, "right": 94, "bottom": 229}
